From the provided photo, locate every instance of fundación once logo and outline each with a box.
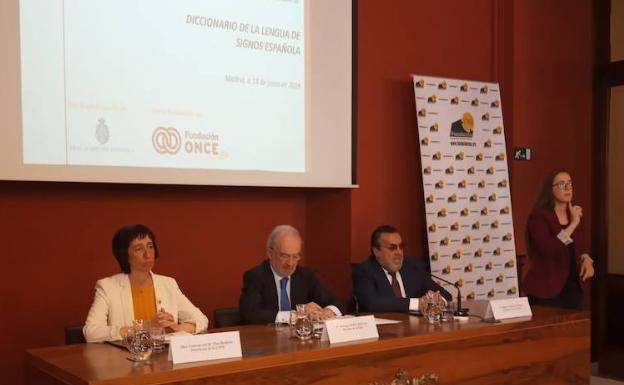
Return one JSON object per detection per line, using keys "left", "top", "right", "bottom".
{"left": 152, "top": 127, "right": 182, "bottom": 154}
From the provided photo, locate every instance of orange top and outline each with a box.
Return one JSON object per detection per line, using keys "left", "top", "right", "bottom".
{"left": 131, "top": 285, "right": 156, "bottom": 322}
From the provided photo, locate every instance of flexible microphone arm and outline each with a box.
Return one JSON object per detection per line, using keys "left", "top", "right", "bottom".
{"left": 430, "top": 273, "right": 469, "bottom": 316}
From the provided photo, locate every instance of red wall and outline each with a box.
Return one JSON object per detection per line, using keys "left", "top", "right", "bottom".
{"left": 510, "top": 0, "right": 594, "bottom": 255}
{"left": 350, "top": 0, "right": 506, "bottom": 261}
{"left": 0, "top": 1, "right": 594, "bottom": 383}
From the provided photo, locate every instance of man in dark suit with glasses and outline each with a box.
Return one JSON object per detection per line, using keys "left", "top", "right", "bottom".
{"left": 352, "top": 225, "right": 451, "bottom": 312}
{"left": 240, "top": 225, "right": 345, "bottom": 324}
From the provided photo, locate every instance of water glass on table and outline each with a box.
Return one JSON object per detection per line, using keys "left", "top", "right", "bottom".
{"left": 440, "top": 303, "right": 455, "bottom": 322}
{"left": 421, "top": 291, "right": 445, "bottom": 324}
{"left": 289, "top": 310, "right": 298, "bottom": 327}
{"left": 294, "top": 304, "right": 312, "bottom": 340}
{"left": 149, "top": 323, "right": 166, "bottom": 352}
{"left": 310, "top": 313, "right": 324, "bottom": 339}
{"left": 127, "top": 319, "right": 154, "bottom": 361}
{"left": 424, "top": 300, "right": 442, "bottom": 324}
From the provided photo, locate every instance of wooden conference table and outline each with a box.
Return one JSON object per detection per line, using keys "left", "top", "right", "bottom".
{"left": 26, "top": 307, "right": 590, "bottom": 385}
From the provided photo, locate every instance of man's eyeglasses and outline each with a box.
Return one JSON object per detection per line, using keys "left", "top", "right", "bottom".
{"left": 379, "top": 243, "right": 405, "bottom": 252}
{"left": 552, "top": 181, "right": 573, "bottom": 190}
{"left": 273, "top": 250, "right": 302, "bottom": 262}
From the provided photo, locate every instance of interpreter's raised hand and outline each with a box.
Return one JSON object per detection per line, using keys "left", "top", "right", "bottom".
{"left": 579, "top": 258, "right": 595, "bottom": 281}
{"left": 569, "top": 202, "right": 583, "bottom": 224}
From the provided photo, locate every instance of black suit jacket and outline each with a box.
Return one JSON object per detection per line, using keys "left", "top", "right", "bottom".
{"left": 352, "top": 256, "right": 452, "bottom": 312}
{"left": 239, "top": 260, "right": 346, "bottom": 324}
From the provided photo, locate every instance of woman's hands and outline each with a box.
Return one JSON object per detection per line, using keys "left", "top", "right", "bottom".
{"left": 152, "top": 308, "right": 197, "bottom": 333}
{"left": 564, "top": 202, "right": 583, "bottom": 238}
{"left": 569, "top": 202, "right": 583, "bottom": 225}
{"left": 153, "top": 309, "right": 177, "bottom": 329}
{"left": 579, "top": 257, "right": 594, "bottom": 281}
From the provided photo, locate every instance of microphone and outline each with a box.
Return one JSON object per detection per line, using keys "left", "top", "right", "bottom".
{"left": 430, "top": 273, "right": 469, "bottom": 316}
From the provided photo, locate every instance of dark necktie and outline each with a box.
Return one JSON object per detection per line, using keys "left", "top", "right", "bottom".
{"left": 279, "top": 277, "right": 291, "bottom": 311}
{"left": 389, "top": 272, "right": 402, "bottom": 298}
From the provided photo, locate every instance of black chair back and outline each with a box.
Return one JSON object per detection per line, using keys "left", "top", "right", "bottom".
{"left": 212, "top": 307, "right": 241, "bottom": 328}
{"left": 65, "top": 325, "right": 86, "bottom": 344}
{"left": 348, "top": 295, "right": 359, "bottom": 314}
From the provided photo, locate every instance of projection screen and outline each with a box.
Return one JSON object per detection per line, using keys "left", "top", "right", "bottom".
{"left": 0, "top": 0, "right": 354, "bottom": 187}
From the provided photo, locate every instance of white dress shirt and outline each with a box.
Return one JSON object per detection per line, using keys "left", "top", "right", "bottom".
{"left": 270, "top": 266, "right": 341, "bottom": 323}
{"left": 381, "top": 267, "right": 420, "bottom": 311}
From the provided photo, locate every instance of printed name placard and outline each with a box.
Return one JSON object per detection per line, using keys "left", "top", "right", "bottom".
{"left": 484, "top": 297, "right": 532, "bottom": 320}
{"left": 168, "top": 331, "right": 242, "bottom": 364}
{"left": 322, "top": 315, "right": 379, "bottom": 344}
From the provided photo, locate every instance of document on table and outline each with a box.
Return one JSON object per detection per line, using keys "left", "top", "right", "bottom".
{"left": 374, "top": 317, "right": 402, "bottom": 325}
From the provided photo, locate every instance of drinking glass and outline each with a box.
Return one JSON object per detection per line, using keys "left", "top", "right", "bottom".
{"left": 295, "top": 303, "right": 307, "bottom": 314}
{"left": 440, "top": 303, "right": 455, "bottom": 322}
{"left": 121, "top": 326, "right": 135, "bottom": 350}
{"left": 310, "top": 313, "right": 324, "bottom": 339}
{"left": 128, "top": 319, "right": 153, "bottom": 361}
{"left": 149, "top": 323, "right": 166, "bottom": 352}
{"left": 289, "top": 310, "right": 298, "bottom": 328}
{"left": 294, "top": 304, "right": 312, "bottom": 340}
{"left": 423, "top": 301, "right": 442, "bottom": 324}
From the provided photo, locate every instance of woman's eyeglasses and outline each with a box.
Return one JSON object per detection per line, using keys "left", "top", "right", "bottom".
{"left": 552, "top": 181, "right": 573, "bottom": 190}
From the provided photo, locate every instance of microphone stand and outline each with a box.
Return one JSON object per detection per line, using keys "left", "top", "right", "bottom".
{"left": 430, "top": 273, "right": 469, "bottom": 316}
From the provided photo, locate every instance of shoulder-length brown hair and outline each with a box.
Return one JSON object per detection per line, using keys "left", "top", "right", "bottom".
{"left": 531, "top": 169, "right": 571, "bottom": 210}
{"left": 524, "top": 169, "right": 571, "bottom": 261}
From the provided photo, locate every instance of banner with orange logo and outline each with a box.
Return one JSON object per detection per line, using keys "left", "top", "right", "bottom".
{"left": 413, "top": 75, "right": 518, "bottom": 302}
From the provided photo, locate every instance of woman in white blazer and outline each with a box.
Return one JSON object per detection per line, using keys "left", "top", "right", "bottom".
{"left": 84, "top": 224, "right": 208, "bottom": 342}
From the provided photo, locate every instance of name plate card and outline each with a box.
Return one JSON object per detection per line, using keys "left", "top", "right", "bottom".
{"left": 322, "top": 315, "right": 379, "bottom": 344}
{"left": 485, "top": 297, "right": 532, "bottom": 321}
{"left": 168, "top": 331, "right": 242, "bottom": 364}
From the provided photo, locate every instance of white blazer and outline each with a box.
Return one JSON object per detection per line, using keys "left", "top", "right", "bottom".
{"left": 83, "top": 272, "right": 208, "bottom": 342}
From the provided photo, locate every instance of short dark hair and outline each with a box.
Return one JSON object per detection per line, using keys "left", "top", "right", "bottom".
{"left": 370, "top": 225, "right": 400, "bottom": 255}
{"left": 112, "top": 224, "right": 159, "bottom": 274}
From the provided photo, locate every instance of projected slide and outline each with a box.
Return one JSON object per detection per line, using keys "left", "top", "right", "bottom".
{"left": 20, "top": 0, "right": 306, "bottom": 172}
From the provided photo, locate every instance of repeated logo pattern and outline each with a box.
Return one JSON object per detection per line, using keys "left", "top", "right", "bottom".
{"left": 413, "top": 75, "right": 518, "bottom": 301}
